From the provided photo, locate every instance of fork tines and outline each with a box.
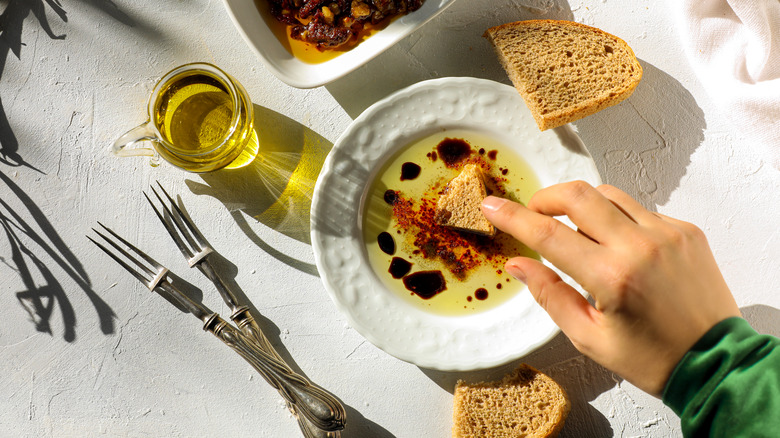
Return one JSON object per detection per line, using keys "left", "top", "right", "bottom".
{"left": 88, "top": 222, "right": 169, "bottom": 291}
{"left": 144, "top": 182, "right": 213, "bottom": 267}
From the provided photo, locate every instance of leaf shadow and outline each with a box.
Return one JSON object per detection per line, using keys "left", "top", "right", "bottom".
{"left": 0, "top": 0, "right": 153, "bottom": 168}
{"left": 2, "top": 170, "right": 116, "bottom": 341}
{"left": 0, "top": 0, "right": 68, "bottom": 170}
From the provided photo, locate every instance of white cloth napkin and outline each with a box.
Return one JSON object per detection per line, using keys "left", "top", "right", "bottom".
{"left": 673, "top": 0, "right": 780, "bottom": 167}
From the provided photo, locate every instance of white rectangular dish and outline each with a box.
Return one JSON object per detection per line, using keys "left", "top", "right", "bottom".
{"left": 222, "top": 0, "right": 457, "bottom": 88}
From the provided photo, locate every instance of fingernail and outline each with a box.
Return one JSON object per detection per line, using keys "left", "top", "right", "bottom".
{"left": 481, "top": 196, "right": 508, "bottom": 213}
{"left": 506, "top": 262, "right": 527, "bottom": 284}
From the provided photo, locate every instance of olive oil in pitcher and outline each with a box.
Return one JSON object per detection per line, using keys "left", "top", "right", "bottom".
{"left": 113, "top": 63, "right": 258, "bottom": 172}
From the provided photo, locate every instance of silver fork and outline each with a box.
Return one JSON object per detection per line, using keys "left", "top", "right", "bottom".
{"left": 142, "top": 183, "right": 346, "bottom": 438}
{"left": 143, "top": 184, "right": 271, "bottom": 351}
{"left": 89, "top": 221, "right": 345, "bottom": 437}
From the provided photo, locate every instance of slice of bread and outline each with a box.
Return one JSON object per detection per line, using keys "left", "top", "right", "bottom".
{"left": 434, "top": 164, "right": 496, "bottom": 237}
{"left": 484, "top": 19, "right": 642, "bottom": 131}
{"left": 452, "top": 364, "right": 570, "bottom": 438}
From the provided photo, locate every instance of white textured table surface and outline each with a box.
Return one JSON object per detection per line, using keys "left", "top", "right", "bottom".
{"left": 1, "top": 0, "right": 778, "bottom": 437}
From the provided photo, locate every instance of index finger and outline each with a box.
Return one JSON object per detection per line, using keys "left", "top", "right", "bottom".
{"left": 528, "top": 181, "right": 640, "bottom": 246}
{"left": 481, "top": 196, "right": 605, "bottom": 289}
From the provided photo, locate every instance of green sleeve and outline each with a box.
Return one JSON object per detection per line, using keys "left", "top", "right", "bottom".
{"left": 662, "top": 317, "right": 780, "bottom": 437}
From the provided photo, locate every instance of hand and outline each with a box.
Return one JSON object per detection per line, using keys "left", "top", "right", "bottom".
{"left": 481, "top": 181, "right": 740, "bottom": 395}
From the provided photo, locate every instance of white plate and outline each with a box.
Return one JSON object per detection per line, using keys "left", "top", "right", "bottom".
{"left": 221, "top": 0, "right": 456, "bottom": 88}
{"left": 310, "top": 77, "right": 601, "bottom": 371}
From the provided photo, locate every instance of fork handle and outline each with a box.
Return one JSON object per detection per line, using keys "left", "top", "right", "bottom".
{"left": 197, "top": 261, "right": 241, "bottom": 310}
{"left": 204, "top": 314, "right": 346, "bottom": 432}
{"left": 231, "top": 307, "right": 281, "bottom": 359}
{"left": 231, "top": 307, "right": 343, "bottom": 438}
{"left": 197, "top": 263, "right": 346, "bottom": 436}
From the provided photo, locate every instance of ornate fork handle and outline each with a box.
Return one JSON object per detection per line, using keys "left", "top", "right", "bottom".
{"left": 197, "top": 263, "right": 345, "bottom": 437}
{"left": 197, "top": 264, "right": 284, "bottom": 360}
{"left": 203, "top": 313, "right": 346, "bottom": 432}
{"left": 231, "top": 308, "right": 342, "bottom": 438}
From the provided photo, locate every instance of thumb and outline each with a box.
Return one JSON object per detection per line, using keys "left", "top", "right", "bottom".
{"left": 506, "top": 256, "right": 600, "bottom": 344}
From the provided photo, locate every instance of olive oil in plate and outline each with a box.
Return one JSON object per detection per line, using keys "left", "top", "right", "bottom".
{"left": 362, "top": 130, "right": 541, "bottom": 317}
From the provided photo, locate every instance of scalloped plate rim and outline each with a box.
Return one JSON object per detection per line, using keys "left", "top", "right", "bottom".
{"left": 310, "top": 77, "right": 601, "bottom": 370}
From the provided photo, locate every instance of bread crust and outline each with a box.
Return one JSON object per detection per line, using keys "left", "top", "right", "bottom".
{"left": 484, "top": 19, "right": 643, "bottom": 131}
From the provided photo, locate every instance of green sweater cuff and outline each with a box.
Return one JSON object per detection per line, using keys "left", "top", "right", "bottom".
{"left": 662, "top": 317, "right": 780, "bottom": 437}
{"left": 662, "top": 317, "right": 753, "bottom": 414}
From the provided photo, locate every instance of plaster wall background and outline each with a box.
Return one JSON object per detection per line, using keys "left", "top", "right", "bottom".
{"left": 0, "top": 0, "right": 777, "bottom": 437}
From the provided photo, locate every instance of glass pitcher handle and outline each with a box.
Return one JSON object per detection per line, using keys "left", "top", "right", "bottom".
{"left": 112, "top": 122, "right": 161, "bottom": 166}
